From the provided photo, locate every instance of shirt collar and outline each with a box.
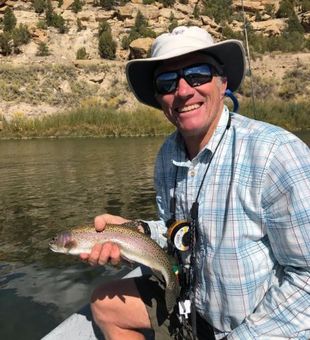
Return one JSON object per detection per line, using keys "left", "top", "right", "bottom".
{"left": 172, "top": 105, "right": 230, "bottom": 168}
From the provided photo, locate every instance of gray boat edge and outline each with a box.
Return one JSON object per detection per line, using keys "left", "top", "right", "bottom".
{"left": 41, "top": 266, "right": 153, "bottom": 340}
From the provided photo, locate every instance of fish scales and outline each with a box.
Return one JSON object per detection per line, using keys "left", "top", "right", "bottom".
{"left": 49, "top": 223, "right": 178, "bottom": 312}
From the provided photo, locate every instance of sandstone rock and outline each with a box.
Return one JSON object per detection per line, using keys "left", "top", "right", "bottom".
{"left": 29, "top": 26, "right": 48, "bottom": 42}
{"left": 6, "top": 0, "right": 17, "bottom": 7}
{"left": 300, "top": 11, "right": 310, "bottom": 32}
{"left": 174, "top": 3, "right": 192, "bottom": 16}
{"left": 117, "top": 3, "right": 135, "bottom": 20}
{"left": 0, "top": 5, "right": 8, "bottom": 14}
{"left": 251, "top": 18, "right": 286, "bottom": 36}
{"left": 95, "top": 10, "right": 116, "bottom": 22}
{"left": 129, "top": 37, "right": 153, "bottom": 59}
{"left": 61, "top": 0, "right": 74, "bottom": 11}
{"left": 138, "top": 4, "right": 160, "bottom": 20}
{"left": 88, "top": 74, "right": 104, "bottom": 83}
{"left": 201, "top": 15, "right": 219, "bottom": 29}
{"left": 232, "top": 0, "right": 264, "bottom": 13}
{"left": 59, "top": 80, "right": 72, "bottom": 93}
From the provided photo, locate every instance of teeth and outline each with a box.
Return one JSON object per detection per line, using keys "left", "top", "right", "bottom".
{"left": 177, "top": 104, "right": 200, "bottom": 113}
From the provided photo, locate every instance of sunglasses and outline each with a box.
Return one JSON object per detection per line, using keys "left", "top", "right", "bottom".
{"left": 154, "top": 63, "right": 216, "bottom": 95}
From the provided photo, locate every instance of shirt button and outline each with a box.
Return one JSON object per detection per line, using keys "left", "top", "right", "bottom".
{"left": 189, "top": 169, "right": 195, "bottom": 176}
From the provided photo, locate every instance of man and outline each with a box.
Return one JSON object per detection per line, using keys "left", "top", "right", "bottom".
{"left": 80, "top": 26, "right": 310, "bottom": 339}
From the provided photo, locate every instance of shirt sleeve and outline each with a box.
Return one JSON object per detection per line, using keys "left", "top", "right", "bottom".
{"left": 229, "top": 138, "right": 310, "bottom": 339}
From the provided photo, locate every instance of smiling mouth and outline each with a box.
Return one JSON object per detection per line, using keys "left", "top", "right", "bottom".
{"left": 176, "top": 103, "right": 201, "bottom": 113}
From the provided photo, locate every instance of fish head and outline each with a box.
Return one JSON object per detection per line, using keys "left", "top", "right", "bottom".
{"left": 49, "top": 231, "right": 79, "bottom": 255}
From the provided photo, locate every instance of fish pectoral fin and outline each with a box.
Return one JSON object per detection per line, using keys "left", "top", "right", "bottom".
{"left": 64, "top": 240, "right": 77, "bottom": 250}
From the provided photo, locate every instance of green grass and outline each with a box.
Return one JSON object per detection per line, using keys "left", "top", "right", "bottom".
{"left": 1, "top": 99, "right": 309, "bottom": 139}
{"left": 0, "top": 104, "right": 175, "bottom": 138}
{"left": 241, "top": 99, "right": 309, "bottom": 131}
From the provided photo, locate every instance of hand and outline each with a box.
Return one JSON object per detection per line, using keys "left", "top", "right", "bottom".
{"left": 79, "top": 213, "right": 129, "bottom": 266}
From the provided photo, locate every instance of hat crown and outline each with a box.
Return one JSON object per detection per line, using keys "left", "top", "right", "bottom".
{"left": 151, "top": 26, "right": 215, "bottom": 59}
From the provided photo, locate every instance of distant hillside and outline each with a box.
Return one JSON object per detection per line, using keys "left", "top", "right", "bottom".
{"left": 0, "top": 0, "right": 309, "bottom": 121}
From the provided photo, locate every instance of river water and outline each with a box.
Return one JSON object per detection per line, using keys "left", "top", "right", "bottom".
{"left": 0, "top": 132, "right": 309, "bottom": 340}
{"left": 0, "top": 137, "right": 163, "bottom": 340}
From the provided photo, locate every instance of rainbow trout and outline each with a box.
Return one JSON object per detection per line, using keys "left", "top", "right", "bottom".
{"left": 49, "top": 223, "right": 178, "bottom": 312}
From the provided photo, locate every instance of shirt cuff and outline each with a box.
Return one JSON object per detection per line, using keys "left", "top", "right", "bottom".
{"left": 144, "top": 220, "right": 167, "bottom": 248}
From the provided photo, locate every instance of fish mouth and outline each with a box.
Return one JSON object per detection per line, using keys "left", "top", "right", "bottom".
{"left": 49, "top": 242, "right": 58, "bottom": 252}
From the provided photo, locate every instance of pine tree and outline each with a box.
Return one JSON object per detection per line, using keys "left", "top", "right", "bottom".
{"left": 98, "top": 31, "right": 116, "bottom": 59}
{"left": 3, "top": 7, "right": 17, "bottom": 32}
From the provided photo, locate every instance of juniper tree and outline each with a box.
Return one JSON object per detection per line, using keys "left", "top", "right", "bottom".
{"left": 3, "top": 7, "right": 17, "bottom": 32}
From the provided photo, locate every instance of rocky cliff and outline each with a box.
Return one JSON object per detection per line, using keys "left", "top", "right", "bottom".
{"left": 0, "top": 0, "right": 309, "bottom": 120}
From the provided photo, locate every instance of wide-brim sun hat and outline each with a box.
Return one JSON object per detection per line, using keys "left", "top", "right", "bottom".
{"left": 126, "top": 26, "right": 246, "bottom": 110}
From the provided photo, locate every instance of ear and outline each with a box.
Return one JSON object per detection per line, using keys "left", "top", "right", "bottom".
{"left": 221, "top": 77, "right": 228, "bottom": 97}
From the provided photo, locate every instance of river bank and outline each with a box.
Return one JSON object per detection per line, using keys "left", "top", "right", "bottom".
{"left": 0, "top": 99, "right": 309, "bottom": 140}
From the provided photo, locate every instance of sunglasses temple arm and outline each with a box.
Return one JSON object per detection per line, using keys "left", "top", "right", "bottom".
{"left": 225, "top": 89, "right": 239, "bottom": 113}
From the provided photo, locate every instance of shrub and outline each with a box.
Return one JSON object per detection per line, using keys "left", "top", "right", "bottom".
{"left": 98, "top": 31, "right": 116, "bottom": 59}
{"left": 0, "top": 32, "right": 13, "bottom": 55}
{"left": 98, "top": 20, "right": 112, "bottom": 36}
{"left": 12, "top": 24, "right": 31, "bottom": 46}
{"left": 45, "top": 0, "right": 54, "bottom": 26}
{"left": 168, "top": 12, "right": 178, "bottom": 32}
{"left": 99, "top": 0, "right": 115, "bottom": 10}
{"left": 0, "top": 23, "right": 31, "bottom": 55}
{"left": 286, "top": 13, "right": 304, "bottom": 34}
{"left": 121, "top": 35, "right": 130, "bottom": 49}
{"left": 72, "top": 0, "right": 83, "bottom": 13}
{"left": 37, "top": 20, "right": 48, "bottom": 29}
{"left": 201, "top": 0, "right": 233, "bottom": 23}
{"left": 222, "top": 24, "right": 243, "bottom": 40}
{"left": 264, "top": 4, "right": 275, "bottom": 18}
{"left": 276, "top": 0, "right": 295, "bottom": 18}
{"left": 3, "top": 7, "right": 17, "bottom": 32}
{"left": 193, "top": 4, "right": 200, "bottom": 19}
{"left": 76, "top": 47, "right": 88, "bottom": 60}
{"left": 53, "top": 13, "right": 67, "bottom": 33}
{"left": 158, "top": 0, "right": 175, "bottom": 7}
{"left": 301, "top": 0, "right": 310, "bottom": 11}
{"left": 36, "top": 42, "right": 50, "bottom": 56}
{"left": 33, "top": 0, "right": 46, "bottom": 13}
{"left": 121, "top": 11, "right": 156, "bottom": 49}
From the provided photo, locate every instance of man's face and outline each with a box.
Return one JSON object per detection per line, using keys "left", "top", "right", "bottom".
{"left": 155, "top": 53, "right": 227, "bottom": 138}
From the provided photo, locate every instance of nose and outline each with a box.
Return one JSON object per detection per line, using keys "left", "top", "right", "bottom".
{"left": 175, "top": 77, "right": 195, "bottom": 97}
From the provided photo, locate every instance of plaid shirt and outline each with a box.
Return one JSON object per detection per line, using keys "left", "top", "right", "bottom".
{"left": 148, "top": 106, "right": 310, "bottom": 339}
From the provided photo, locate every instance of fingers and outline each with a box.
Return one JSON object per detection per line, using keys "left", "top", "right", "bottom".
{"left": 80, "top": 213, "right": 128, "bottom": 266}
{"left": 94, "top": 213, "right": 130, "bottom": 232}
{"left": 82, "top": 242, "right": 121, "bottom": 267}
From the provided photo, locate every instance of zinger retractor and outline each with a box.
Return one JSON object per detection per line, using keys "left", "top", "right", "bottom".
{"left": 167, "top": 220, "right": 191, "bottom": 251}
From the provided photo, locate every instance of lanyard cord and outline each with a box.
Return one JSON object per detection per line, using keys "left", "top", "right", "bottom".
{"left": 170, "top": 113, "right": 231, "bottom": 338}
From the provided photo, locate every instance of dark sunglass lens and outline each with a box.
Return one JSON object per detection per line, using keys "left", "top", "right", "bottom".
{"left": 184, "top": 64, "right": 212, "bottom": 87}
{"left": 155, "top": 72, "right": 178, "bottom": 94}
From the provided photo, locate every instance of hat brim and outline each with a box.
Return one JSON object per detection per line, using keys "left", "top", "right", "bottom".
{"left": 126, "top": 39, "right": 246, "bottom": 110}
